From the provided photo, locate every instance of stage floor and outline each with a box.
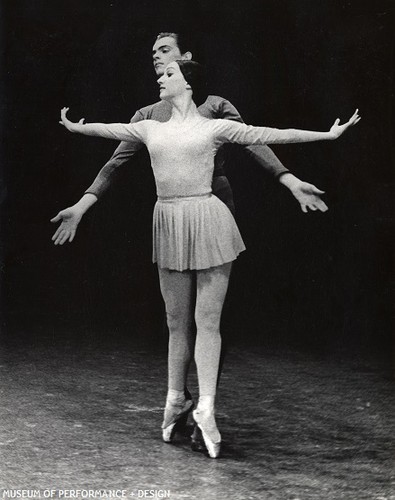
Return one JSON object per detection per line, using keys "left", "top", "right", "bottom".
{"left": 0, "top": 335, "right": 393, "bottom": 499}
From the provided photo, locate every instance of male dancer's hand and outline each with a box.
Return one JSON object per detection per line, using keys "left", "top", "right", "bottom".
{"left": 290, "top": 180, "right": 328, "bottom": 213}
{"left": 51, "top": 206, "right": 83, "bottom": 245}
{"left": 280, "top": 173, "right": 328, "bottom": 213}
{"left": 51, "top": 194, "right": 97, "bottom": 245}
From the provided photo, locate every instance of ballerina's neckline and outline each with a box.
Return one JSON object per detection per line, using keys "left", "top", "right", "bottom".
{"left": 163, "top": 116, "right": 207, "bottom": 130}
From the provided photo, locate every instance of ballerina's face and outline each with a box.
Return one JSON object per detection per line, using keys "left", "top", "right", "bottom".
{"left": 157, "top": 62, "right": 189, "bottom": 101}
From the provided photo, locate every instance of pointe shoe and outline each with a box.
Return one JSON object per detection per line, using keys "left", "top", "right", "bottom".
{"left": 162, "top": 399, "right": 194, "bottom": 443}
{"left": 193, "top": 409, "right": 221, "bottom": 458}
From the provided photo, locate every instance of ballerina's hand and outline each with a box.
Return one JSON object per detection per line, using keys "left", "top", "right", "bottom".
{"left": 329, "top": 109, "right": 361, "bottom": 139}
{"left": 59, "top": 107, "right": 85, "bottom": 132}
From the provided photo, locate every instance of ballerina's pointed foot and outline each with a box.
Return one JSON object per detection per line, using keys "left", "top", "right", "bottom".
{"left": 193, "top": 409, "right": 221, "bottom": 458}
{"left": 162, "top": 399, "right": 194, "bottom": 443}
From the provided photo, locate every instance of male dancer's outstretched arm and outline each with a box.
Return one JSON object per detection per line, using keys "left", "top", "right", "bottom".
{"left": 51, "top": 109, "right": 144, "bottom": 245}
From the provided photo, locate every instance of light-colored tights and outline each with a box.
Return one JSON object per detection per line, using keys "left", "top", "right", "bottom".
{"left": 158, "top": 262, "right": 232, "bottom": 408}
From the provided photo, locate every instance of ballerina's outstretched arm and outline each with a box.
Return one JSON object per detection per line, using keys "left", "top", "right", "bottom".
{"left": 213, "top": 109, "right": 361, "bottom": 146}
{"left": 59, "top": 107, "right": 147, "bottom": 142}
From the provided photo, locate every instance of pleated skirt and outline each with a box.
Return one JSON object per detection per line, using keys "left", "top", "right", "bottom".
{"left": 152, "top": 193, "right": 246, "bottom": 271}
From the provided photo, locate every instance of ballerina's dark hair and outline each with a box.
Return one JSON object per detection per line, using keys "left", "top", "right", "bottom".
{"left": 176, "top": 60, "right": 208, "bottom": 107}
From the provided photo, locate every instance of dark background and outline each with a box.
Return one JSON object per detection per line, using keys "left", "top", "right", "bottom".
{"left": 1, "top": 0, "right": 394, "bottom": 357}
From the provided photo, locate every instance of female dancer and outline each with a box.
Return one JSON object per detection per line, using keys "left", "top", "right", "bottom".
{"left": 58, "top": 60, "right": 360, "bottom": 458}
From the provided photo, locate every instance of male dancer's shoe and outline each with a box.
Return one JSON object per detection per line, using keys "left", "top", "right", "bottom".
{"left": 190, "top": 423, "right": 206, "bottom": 453}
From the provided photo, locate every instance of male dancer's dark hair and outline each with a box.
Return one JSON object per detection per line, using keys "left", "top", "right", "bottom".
{"left": 156, "top": 31, "right": 199, "bottom": 60}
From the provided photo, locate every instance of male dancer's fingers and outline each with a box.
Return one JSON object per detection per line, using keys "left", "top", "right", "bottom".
{"left": 69, "top": 230, "right": 76, "bottom": 243}
{"left": 51, "top": 213, "right": 61, "bottom": 223}
{"left": 52, "top": 226, "right": 63, "bottom": 241}
{"left": 60, "top": 231, "right": 70, "bottom": 245}
{"left": 301, "top": 204, "right": 308, "bottom": 214}
{"left": 54, "top": 230, "right": 66, "bottom": 245}
{"left": 311, "top": 187, "right": 325, "bottom": 195}
{"left": 53, "top": 231, "right": 63, "bottom": 245}
{"left": 315, "top": 200, "right": 329, "bottom": 212}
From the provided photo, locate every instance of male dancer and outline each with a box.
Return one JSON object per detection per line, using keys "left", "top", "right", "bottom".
{"left": 52, "top": 32, "right": 328, "bottom": 244}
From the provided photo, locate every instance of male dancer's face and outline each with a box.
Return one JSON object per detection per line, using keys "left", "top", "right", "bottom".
{"left": 152, "top": 36, "right": 191, "bottom": 76}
